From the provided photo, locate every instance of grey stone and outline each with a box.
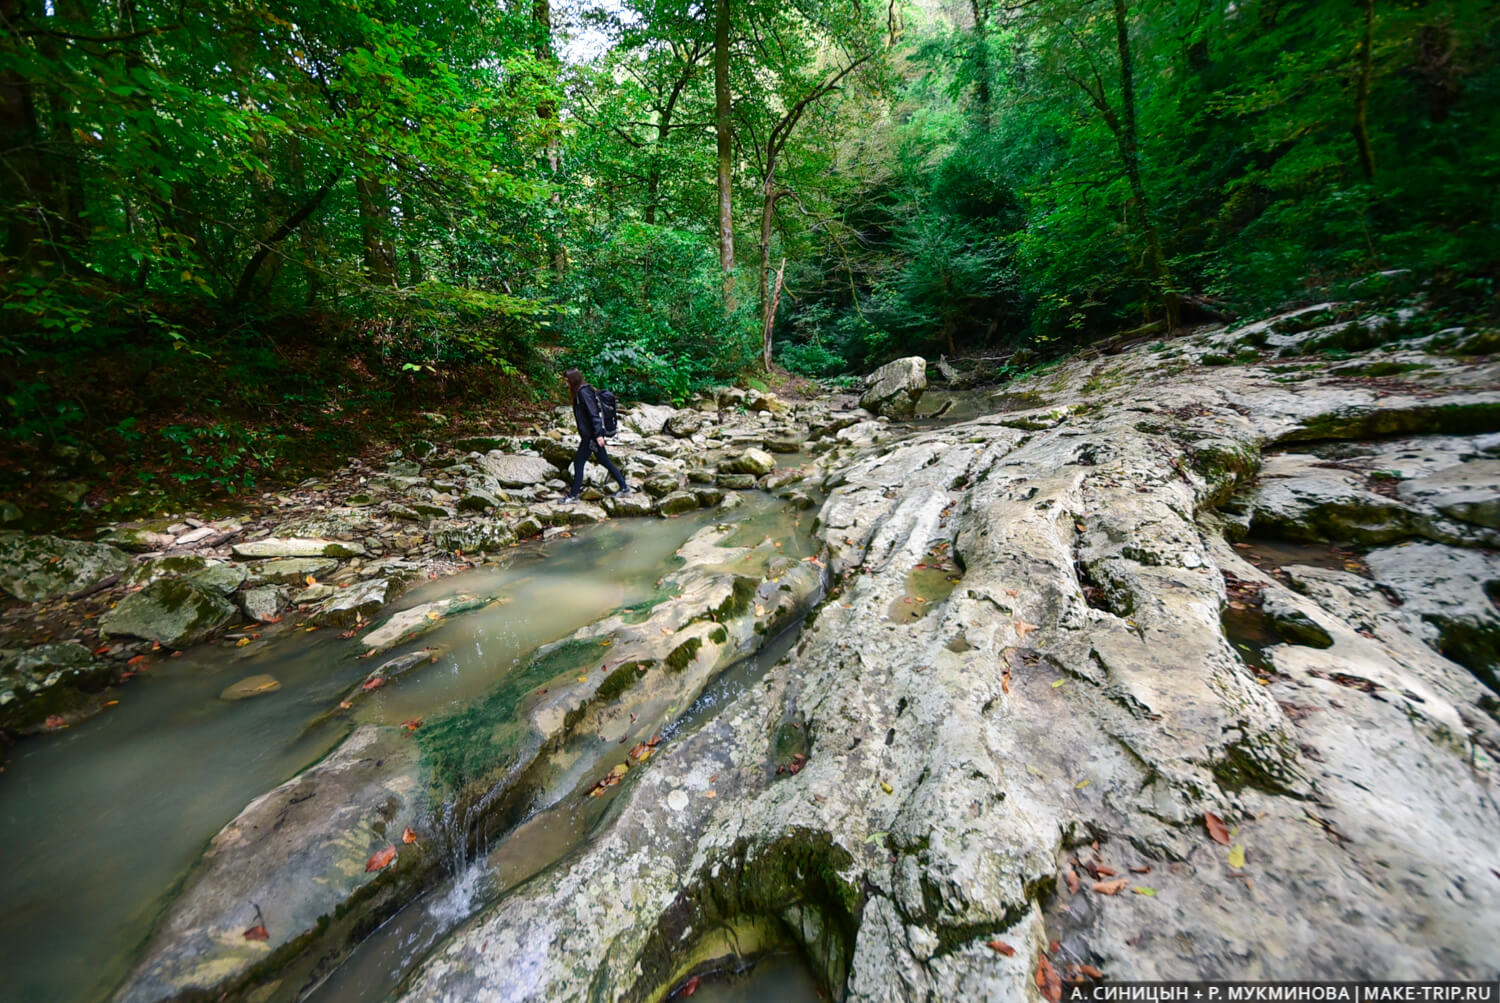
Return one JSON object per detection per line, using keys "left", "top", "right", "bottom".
{"left": 719, "top": 448, "right": 776, "bottom": 477}
{"left": 310, "top": 578, "right": 394, "bottom": 627}
{"left": 859, "top": 356, "right": 927, "bottom": 419}
{"left": 241, "top": 558, "right": 338, "bottom": 587}
{"left": 100, "top": 578, "right": 237, "bottom": 648}
{"left": 717, "top": 473, "right": 758, "bottom": 490}
{"left": 0, "top": 532, "right": 130, "bottom": 602}
{"left": 603, "top": 494, "right": 658, "bottom": 518}
{"left": 239, "top": 585, "right": 285, "bottom": 622}
{"left": 232, "top": 538, "right": 367, "bottom": 559}
{"left": 664, "top": 410, "right": 706, "bottom": 437}
{"left": 657, "top": 491, "right": 701, "bottom": 515}
{"left": 0, "top": 641, "right": 113, "bottom": 732}
{"left": 477, "top": 452, "right": 557, "bottom": 487}
{"left": 185, "top": 563, "right": 248, "bottom": 595}
{"left": 431, "top": 521, "right": 518, "bottom": 553}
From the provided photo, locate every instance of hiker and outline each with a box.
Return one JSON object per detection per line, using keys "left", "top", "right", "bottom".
{"left": 562, "top": 368, "right": 631, "bottom": 502}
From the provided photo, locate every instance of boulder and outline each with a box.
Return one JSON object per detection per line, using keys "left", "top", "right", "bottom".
{"left": 125, "top": 554, "right": 213, "bottom": 587}
{"left": 241, "top": 558, "right": 339, "bottom": 587}
{"left": 859, "top": 356, "right": 927, "bottom": 419}
{"left": 657, "top": 491, "right": 701, "bottom": 516}
{"left": 623, "top": 404, "right": 676, "bottom": 436}
{"left": 231, "top": 538, "right": 366, "bottom": 559}
{"left": 98, "top": 525, "right": 177, "bottom": 553}
{"left": 642, "top": 473, "right": 681, "bottom": 498}
{"left": 185, "top": 563, "right": 248, "bottom": 595}
{"left": 478, "top": 452, "right": 558, "bottom": 488}
{"left": 603, "top": 494, "right": 658, "bottom": 518}
{"left": 0, "top": 642, "right": 114, "bottom": 732}
{"left": 716, "top": 473, "right": 759, "bottom": 490}
{"left": 100, "top": 578, "right": 237, "bottom": 648}
{"left": 310, "top": 578, "right": 394, "bottom": 627}
{"left": 664, "top": 410, "right": 706, "bottom": 438}
{"left": 0, "top": 532, "right": 130, "bottom": 602}
{"left": 719, "top": 447, "right": 776, "bottom": 477}
{"left": 1397, "top": 459, "right": 1500, "bottom": 529}
{"left": 239, "top": 585, "right": 285, "bottom": 622}
{"left": 432, "top": 521, "right": 518, "bottom": 553}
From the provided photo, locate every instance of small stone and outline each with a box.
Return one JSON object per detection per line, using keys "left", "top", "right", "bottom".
{"left": 220, "top": 674, "right": 281, "bottom": 701}
{"left": 666, "top": 789, "right": 689, "bottom": 812}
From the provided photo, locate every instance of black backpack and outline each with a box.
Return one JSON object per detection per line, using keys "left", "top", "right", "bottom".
{"left": 594, "top": 387, "right": 619, "bottom": 438}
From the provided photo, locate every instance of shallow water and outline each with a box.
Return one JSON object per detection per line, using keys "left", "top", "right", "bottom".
{"left": 689, "top": 952, "right": 824, "bottom": 1002}
{"left": 0, "top": 496, "right": 807, "bottom": 1003}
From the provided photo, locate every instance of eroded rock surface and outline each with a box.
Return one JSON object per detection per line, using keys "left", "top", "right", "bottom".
{"left": 403, "top": 322, "right": 1500, "bottom": 1000}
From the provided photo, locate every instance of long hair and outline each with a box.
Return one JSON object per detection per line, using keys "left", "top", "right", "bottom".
{"left": 564, "top": 368, "right": 584, "bottom": 404}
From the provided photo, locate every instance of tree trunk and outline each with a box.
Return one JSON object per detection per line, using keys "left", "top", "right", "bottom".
{"left": 0, "top": 0, "right": 46, "bottom": 266}
{"left": 1352, "top": 0, "right": 1376, "bottom": 180}
{"left": 761, "top": 257, "right": 785, "bottom": 371}
{"left": 356, "top": 176, "right": 398, "bottom": 287}
{"left": 968, "top": 0, "right": 992, "bottom": 131}
{"left": 1111, "top": 0, "right": 1179, "bottom": 330}
{"left": 535, "top": 0, "right": 566, "bottom": 277}
{"left": 714, "top": 0, "right": 735, "bottom": 310}
{"left": 759, "top": 175, "right": 778, "bottom": 368}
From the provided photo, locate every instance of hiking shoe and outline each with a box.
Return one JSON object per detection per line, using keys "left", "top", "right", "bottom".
{"left": 618, "top": 485, "right": 635, "bottom": 496}
{"left": 560, "top": 493, "right": 580, "bottom": 503}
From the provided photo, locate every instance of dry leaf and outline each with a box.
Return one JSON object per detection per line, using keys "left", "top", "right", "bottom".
{"left": 1035, "top": 953, "right": 1062, "bottom": 1003}
{"left": 987, "top": 939, "right": 1016, "bottom": 956}
{"left": 361, "top": 677, "right": 386, "bottom": 691}
{"left": 680, "top": 975, "right": 701, "bottom": 997}
{"left": 305, "top": 575, "right": 317, "bottom": 586}
{"left": 1204, "top": 811, "right": 1231, "bottom": 846}
{"left": 703, "top": 790, "right": 717, "bottom": 799}
{"left": 365, "top": 845, "right": 396, "bottom": 872}
{"left": 1014, "top": 620, "right": 1039, "bottom": 639}
{"left": 1076, "top": 963, "right": 1104, "bottom": 978}
{"left": 402, "top": 826, "right": 418, "bottom": 844}
{"left": 1093, "top": 865, "right": 1117, "bottom": 877}
{"left": 243, "top": 924, "right": 269, "bottom": 942}
{"left": 426, "top": 609, "right": 442, "bottom": 621}
{"left": 1064, "top": 869, "right": 1080, "bottom": 894}
{"left": 1228, "top": 843, "right": 1246, "bottom": 869}
{"left": 1092, "top": 879, "right": 1127, "bottom": 895}
{"left": 880, "top": 780, "right": 894, "bottom": 794}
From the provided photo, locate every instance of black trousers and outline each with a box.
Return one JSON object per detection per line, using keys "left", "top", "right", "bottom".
{"left": 571, "top": 437, "right": 627, "bottom": 494}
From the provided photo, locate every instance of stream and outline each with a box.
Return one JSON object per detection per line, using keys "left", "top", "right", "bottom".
{"left": 0, "top": 494, "right": 820, "bottom": 1003}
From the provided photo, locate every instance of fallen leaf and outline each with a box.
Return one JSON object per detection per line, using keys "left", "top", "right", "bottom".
{"left": 987, "top": 939, "right": 1016, "bottom": 956}
{"left": 1204, "top": 811, "right": 1231, "bottom": 846}
{"left": 93, "top": 644, "right": 111, "bottom": 655}
{"left": 680, "top": 975, "right": 701, "bottom": 997}
{"left": 103, "top": 699, "right": 119, "bottom": 708}
{"left": 1025, "top": 763, "right": 1047, "bottom": 781}
{"left": 365, "top": 845, "right": 396, "bottom": 872}
{"left": 261, "top": 615, "right": 282, "bottom": 624}
{"left": 1130, "top": 865, "right": 1152, "bottom": 874}
{"left": 1092, "top": 879, "right": 1127, "bottom": 895}
{"left": 1014, "top": 620, "right": 1039, "bottom": 639}
{"left": 402, "top": 826, "right": 417, "bottom": 844}
{"left": 1051, "top": 678, "right": 1066, "bottom": 688}
{"left": 338, "top": 700, "right": 352, "bottom": 709}
{"left": 1065, "top": 869, "right": 1080, "bottom": 894}
{"left": 401, "top": 718, "right": 423, "bottom": 732}
{"left": 361, "top": 677, "right": 386, "bottom": 691}
{"left": 127, "top": 654, "right": 149, "bottom": 666}
{"left": 1228, "top": 843, "right": 1246, "bottom": 869}
{"left": 1035, "top": 953, "right": 1062, "bottom": 1003}
{"left": 426, "top": 609, "right": 442, "bottom": 621}
{"left": 1074, "top": 778, "right": 1089, "bottom": 789}
{"left": 1077, "top": 963, "right": 1104, "bottom": 978}
{"left": 1132, "top": 886, "right": 1157, "bottom": 896}
{"left": 305, "top": 575, "right": 317, "bottom": 586}
{"left": 44, "top": 714, "right": 67, "bottom": 729}
{"left": 703, "top": 790, "right": 717, "bottom": 799}
{"left": 243, "top": 924, "right": 269, "bottom": 942}
{"left": 880, "top": 780, "right": 894, "bottom": 794}
{"left": 1093, "top": 865, "right": 1117, "bottom": 877}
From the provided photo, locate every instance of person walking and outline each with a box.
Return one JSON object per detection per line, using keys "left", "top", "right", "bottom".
{"left": 562, "top": 368, "right": 631, "bottom": 502}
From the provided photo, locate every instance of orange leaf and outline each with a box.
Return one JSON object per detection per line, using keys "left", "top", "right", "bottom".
{"left": 1014, "top": 620, "right": 1039, "bottom": 639}
{"left": 681, "top": 975, "right": 701, "bottom": 997}
{"left": 1035, "top": 953, "right": 1062, "bottom": 1003}
{"left": 365, "top": 845, "right": 396, "bottom": 872}
{"left": 261, "top": 615, "right": 282, "bottom": 624}
{"left": 361, "top": 677, "right": 386, "bottom": 691}
{"left": 401, "top": 718, "right": 423, "bottom": 732}
{"left": 94, "top": 644, "right": 111, "bottom": 655}
{"left": 243, "top": 924, "right": 269, "bottom": 942}
{"left": 305, "top": 574, "right": 317, "bottom": 586}
{"left": 1093, "top": 865, "right": 1117, "bottom": 877}
{"left": 402, "top": 826, "right": 418, "bottom": 844}
{"left": 127, "top": 654, "right": 149, "bottom": 666}
{"left": 1064, "top": 869, "right": 1079, "bottom": 894}
{"left": 987, "top": 939, "right": 1016, "bottom": 956}
{"left": 1077, "top": 963, "right": 1104, "bottom": 978}
{"left": 1092, "top": 879, "right": 1127, "bottom": 895}
{"left": 44, "top": 714, "right": 67, "bottom": 730}
{"left": 1204, "top": 811, "right": 1231, "bottom": 846}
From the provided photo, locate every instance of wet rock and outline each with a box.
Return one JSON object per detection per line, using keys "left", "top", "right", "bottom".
{"left": 457, "top": 489, "right": 500, "bottom": 512}
{"left": 232, "top": 538, "right": 367, "bottom": 559}
{"left": 720, "top": 448, "right": 775, "bottom": 477}
{"left": 513, "top": 514, "right": 545, "bottom": 539}
{"left": 239, "top": 585, "right": 285, "bottom": 622}
{"left": 360, "top": 595, "right": 493, "bottom": 654}
{"left": 1260, "top": 591, "right": 1334, "bottom": 648}
{"left": 478, "top": 452, "right": 557, "bottom": 488}
{"left": 241, "top": 557, "right": 339, "bottom": 587}
{"left": 859, "top": 356, "right": 927, "bottom": 419}
{"left": 604, "top": 494, "right": 658, "bottom": 518}
{"left": 409, "top": 502, "right": 454, "bottom": 520}
{"left": 100, "top": 577, "right": 237, "bottom": 648}
{"left": 642, "top": 473, "right": 681, "bottom": 498}
{"left": 657, "top": 491, "right": 701, "bottom": 516}
{"left": 218, "top": 674, "right": 280, "bottom": 701}
{"left": 692, "top": 486, "right": 725, "bottom": 508}
{"left": 125, "top": 554, "right": 212, "bottom": 587}
{"left": 1398, "top": 460, "right": 1500, "bottom": 529}
{"left": 0, "top": 531, "right": 130, "bottom": 602}
{"left": 717, "top": 472, "right": 758, "bottom": 490}
{"left": 687, "top": 468, "right": 717, "bottom": 484}
{"left": 311, "top": 577, "right": 394, "bottom": 627}
{"left": 409, "top": 438, "right": 437, "bottom": 460}
{"left": 293, "top": 583, "right": 335, "bottom": 604}
{"left": 275, "top": 511, "right": 376, "bottom": 540}
{"left": 0, "top": 642, "right": 114, "bottom": 732}
{"left": 763, "top": 433, "right": 806, "bottom": 453}
{"left": 746, "top": 389, "right": 788, "bottom": 414}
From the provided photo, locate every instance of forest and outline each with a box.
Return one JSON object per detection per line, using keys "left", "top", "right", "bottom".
{"left": 2, "top": 0, "right": 1497, "bottom": 514}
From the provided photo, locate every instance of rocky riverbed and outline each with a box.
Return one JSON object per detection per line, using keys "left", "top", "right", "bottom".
{"left": 3, "top": 301, "right": 1499, "bottom": 1001}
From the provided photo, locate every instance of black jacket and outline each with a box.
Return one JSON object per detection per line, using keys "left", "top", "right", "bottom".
{"left": 572, "top": 384, "right": 603, "bottom": 439}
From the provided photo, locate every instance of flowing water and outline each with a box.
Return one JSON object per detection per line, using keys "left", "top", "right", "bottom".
{"left": 0, "top": 494, "right": 814, "bottom": 1003}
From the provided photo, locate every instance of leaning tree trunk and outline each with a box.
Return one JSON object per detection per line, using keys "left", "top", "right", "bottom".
{"left": 356, "top": 176, "right": 398, "bottom": 287}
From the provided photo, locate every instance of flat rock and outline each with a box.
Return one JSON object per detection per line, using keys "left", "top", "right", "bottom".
{"left": 477, "top": 452, "right": 557, "bottom": 487}
{"left": 218, "top": 674, "right": 280, "bottom": 701}
{"left": 232, "top": 538, "right": 367, "bottom": 559}
{"left": 311, "top": 578, "right": 395, "bottom": 627}
{"left": 0, "top": 532, "right": 130, "bottom": 602}
{"left": 719, "top": 447, "right": 776, "bottom": 477}
{"left": 242, "top": 557, "right": 339, "bottom": 587}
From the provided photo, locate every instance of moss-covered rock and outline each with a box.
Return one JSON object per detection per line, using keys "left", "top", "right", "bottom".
{"left": 100, "top": 577, "right": 237, "bottom": 648}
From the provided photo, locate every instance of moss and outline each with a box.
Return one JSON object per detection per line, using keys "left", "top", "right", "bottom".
{"left": 597, "top": 660, "right": 649, "bottom": 702}
{"left": 1281, "top": 400, "right": 1500, "bottom": 443}
{"left": 665, "top": 636, "right": 704, "bottom": 673}
{"left": 416, "top": 636, "right": 599, "bottom": 793}
{"left": 712, "top": 576, "right": 760, "bottom": 620}
{"left": 618, "top": 583, "right": 683, "bottom": 624}
{"left": 708, "top": 625, "right": 728, "bottom": 645}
